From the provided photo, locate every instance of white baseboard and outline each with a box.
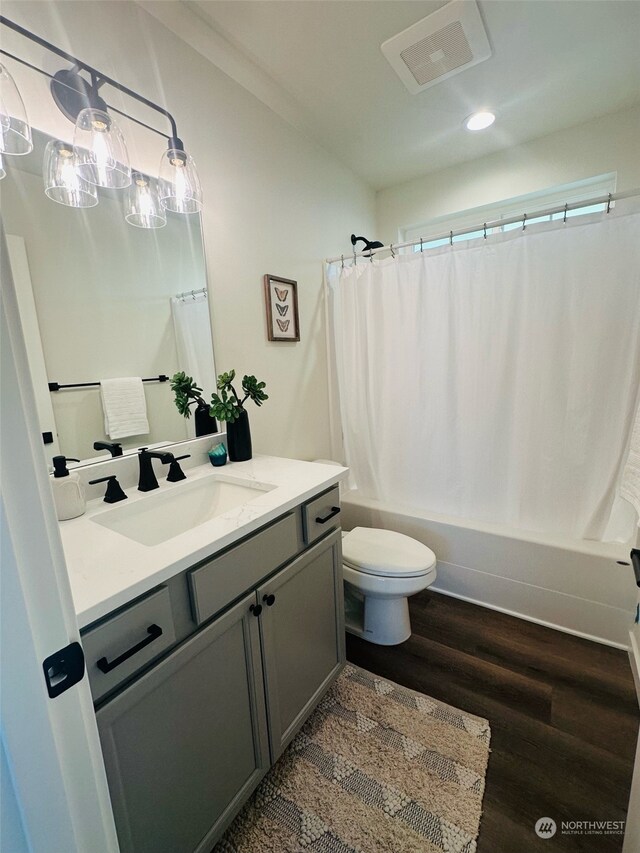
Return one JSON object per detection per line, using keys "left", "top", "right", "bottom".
{"left": 431, "top": 560, "right": 632, "bottom": 649}
{"left": 431, "top": 584, "right": 628, "bottom": 649}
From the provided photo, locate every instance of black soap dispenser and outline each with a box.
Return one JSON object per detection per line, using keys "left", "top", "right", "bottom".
{"left": 51, "top": 455, "right": 86, "bottom": 521}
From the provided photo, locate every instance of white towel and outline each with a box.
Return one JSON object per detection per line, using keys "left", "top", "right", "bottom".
{"left": 620, "top": 401, "right": 640, "bottom": 526}
{"left": 100, "top": 377, "right": 150, "bottom": 440}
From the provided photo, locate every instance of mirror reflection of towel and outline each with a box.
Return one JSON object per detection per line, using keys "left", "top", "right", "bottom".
{"left": 171, "top": 294, "right": 216, "bottom": 439}
{"left": 100, "top": 377, "right": 149, "bottom": 440}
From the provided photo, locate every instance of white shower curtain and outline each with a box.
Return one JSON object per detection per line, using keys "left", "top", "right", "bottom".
{"left": 170, "top": 293, "right": 216, "bottom": 437}
{"left": 327, "top": 212, "right": 640, "bottom": 540}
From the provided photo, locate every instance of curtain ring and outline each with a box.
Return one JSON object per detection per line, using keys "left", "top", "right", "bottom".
{"left": 353, "top": 248, "right": 357, "bottom": 266}
{"left": 390, "top": 243, "right": 395, "bottom": 259}
{"left": 449, "top": 230, "right": 453, "bottom": 247}
{"left": 563, "top": 203, "right": 568, "bottom": 223}
{"left": 522, "top": 213, "right": 527, "bottom": 231}
{"left": 420, "top": 237, "right": 423, "bottom": 253}
{"left": 483, "top": 223, "right": 487, "bottom": 240}
{"left": 607, "top": 193, "right": 612, "bottom": 214}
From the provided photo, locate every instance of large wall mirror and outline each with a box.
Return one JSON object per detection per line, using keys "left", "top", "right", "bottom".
{"left": 2, "top": 129, "right": 217, "bottom": 466}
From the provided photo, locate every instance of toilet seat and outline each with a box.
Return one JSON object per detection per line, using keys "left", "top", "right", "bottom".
{"left": 342, "top": 527, "right": 436, "bottom": 578}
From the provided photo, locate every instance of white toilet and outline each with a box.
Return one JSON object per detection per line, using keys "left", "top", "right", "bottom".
{"left": 312, "top": 460, "right": 437, "bottom": 645}
{"left": 342, "top": 526, "right": 437, "bottom": 646}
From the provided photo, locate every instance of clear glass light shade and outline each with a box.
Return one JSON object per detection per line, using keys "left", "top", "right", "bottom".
{"left": 125, "top": 172, "right": 166, "bottom": 228}
{"left": 0, "top": 151, "right": 6, "bottom": 181}
{"left": 43, "top": 139, "right": 98, "bottom": 208}
{"left": 73, "top": 108, "right": 131, "bottom": 188}
{"left": 158, "top": 147, "right": 202, "bottom": 214}
{"left": 0, "top": 63, "right": 33, "bottom": 155}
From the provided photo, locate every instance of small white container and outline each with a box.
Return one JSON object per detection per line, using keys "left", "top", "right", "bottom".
{"left": 51, "top": 456, "right": 86, "bottom": 521}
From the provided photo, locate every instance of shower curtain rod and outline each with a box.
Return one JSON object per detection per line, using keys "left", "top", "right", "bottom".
{"left": 326, "top": 187, "right": 640, "bottom": 264}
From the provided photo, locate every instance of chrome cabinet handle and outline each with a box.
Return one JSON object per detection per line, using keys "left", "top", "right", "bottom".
{"left": 96, "top": 624, "right": 162, "bottom": 674}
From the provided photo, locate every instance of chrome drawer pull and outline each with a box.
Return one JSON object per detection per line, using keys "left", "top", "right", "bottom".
{"left": 96, "top": 624, "right": 163, "bottom": 674}
{"left": 315, "top": 506, "right": 340, "bottom": 524}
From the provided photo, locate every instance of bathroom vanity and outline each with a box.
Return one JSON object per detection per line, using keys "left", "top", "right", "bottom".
{"left": 60, "top": 456, "right": 346, "bottom": 853}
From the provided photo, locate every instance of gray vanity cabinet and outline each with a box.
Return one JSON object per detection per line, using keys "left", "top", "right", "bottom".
{"left": 91, "top": 492, "right": 345, "bottom": 853}
{"left": 95, "top": 593, "right": 270, "bottom": 853}
{"left": 258, "top": 529, "right": 345, "bottom": 760}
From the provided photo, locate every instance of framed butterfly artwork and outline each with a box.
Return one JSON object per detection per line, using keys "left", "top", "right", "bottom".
{"left": 263, "top": 274, "right": 300, "bottom": 342}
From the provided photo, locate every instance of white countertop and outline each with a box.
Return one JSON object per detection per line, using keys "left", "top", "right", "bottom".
{"left": 60, "top": 456, "right": 346, "bottom": 629}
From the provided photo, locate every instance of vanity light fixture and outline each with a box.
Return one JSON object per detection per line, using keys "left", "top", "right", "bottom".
{"left": 73, "top": 107, "right": 131, "bottom": 189}
{"left": 43, "top": 138, "right": 98, "bottom": 207}
{"left": 126, "top": 172, "right": 166, "bottom": 228}
{"left": 0, "top": 16, "right": 203, "bottom": 223}
{"left": 0, "top": 61, "right": 32, "bottom": 155}
{"left": 158, "top": 140, "right": 202, "bottom": 214}
{"left": 465, "top": 110, "right": 495, "bottom": 131}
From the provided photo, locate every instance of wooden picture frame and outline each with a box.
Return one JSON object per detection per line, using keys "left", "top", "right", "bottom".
{"left": 263, "top": 274, "right": 300, "bottom": 342}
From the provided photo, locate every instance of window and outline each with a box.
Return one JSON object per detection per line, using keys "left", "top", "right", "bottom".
{"left": 404, "top": 174, "right": 616, "bottom": 252}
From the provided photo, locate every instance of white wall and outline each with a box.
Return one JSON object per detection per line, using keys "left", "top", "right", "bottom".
{"left": 376, "top": 105, "right": 640, "bottom": 243}
{"left": 1, "top": 0, "right": 375, "bottom": 461}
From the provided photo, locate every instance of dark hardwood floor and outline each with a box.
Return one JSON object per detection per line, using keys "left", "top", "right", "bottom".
{"left": 346, "top": 591, "right": 639, "bottom": 853}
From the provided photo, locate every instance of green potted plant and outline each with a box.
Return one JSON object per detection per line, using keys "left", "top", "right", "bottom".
{"left": 209, "top": 370, "right": 268, "bottom": 461}
{"left": 170, "top": 372, "right": 218, "bottom": 437}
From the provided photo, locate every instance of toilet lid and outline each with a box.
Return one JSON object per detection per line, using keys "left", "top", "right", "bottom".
{"left": 342, "top": 527, "right": 436, "bottom": 578}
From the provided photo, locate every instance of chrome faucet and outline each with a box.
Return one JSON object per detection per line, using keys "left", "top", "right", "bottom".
{"left": 137, "top": 448, "right": 174, "bottom": 492}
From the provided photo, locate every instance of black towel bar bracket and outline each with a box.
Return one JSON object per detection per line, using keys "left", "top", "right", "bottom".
{"left": 48, "top": 375, "right": 170, "bottom": 392}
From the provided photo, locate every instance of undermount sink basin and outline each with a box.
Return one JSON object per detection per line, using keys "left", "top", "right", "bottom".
{"left": 91, "top": 475, "right": 275, "bottom": 546}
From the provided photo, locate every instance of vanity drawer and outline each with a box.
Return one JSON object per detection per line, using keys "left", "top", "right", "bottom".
{"left": 302, "top": 485, "right": 341, "bottom": 545}
{"left": 82, "top": 586, "right": 176, "bottom": 703}
{"left": 189, "top": 512, "right": 300, "bottom": 625}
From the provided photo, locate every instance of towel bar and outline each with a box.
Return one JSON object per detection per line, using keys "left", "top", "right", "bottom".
{"left": 48, "top": 375, "right": 170, "bottom": 392}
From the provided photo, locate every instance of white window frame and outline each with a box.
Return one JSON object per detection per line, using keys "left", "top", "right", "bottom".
{"left": 402, "top": 173, "right": 617, "bottom": 252}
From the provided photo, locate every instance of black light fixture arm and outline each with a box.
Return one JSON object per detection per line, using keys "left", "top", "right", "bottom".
{"left": 0, "top": 15, "right": 180, "bottom": 144}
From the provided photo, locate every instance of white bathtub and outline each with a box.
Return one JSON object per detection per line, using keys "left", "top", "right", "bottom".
{"left": 341, "top": 490, "right": 639, "bottom": 649}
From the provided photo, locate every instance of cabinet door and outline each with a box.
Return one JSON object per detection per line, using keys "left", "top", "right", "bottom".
{"left": 96, "top": 593, "right": 269, "bottom": 853}
{"left": 258, "top": 529, "right": 345, "bottom": 761}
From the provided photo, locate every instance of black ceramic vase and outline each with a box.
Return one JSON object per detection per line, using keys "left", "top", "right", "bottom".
{"left": 194, "top": 401, "right": 218, "bottom": 437}
{"left": 227, "top": 409, "right": 252, "bottom": 461}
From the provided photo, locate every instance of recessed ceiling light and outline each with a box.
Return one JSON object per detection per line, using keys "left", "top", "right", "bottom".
{"left": 465, "top": 111, "right": 495, "bottom": 131}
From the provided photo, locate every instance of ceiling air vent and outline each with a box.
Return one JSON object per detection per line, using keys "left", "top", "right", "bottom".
{"left": 381, "top": 0, "right": 491, "bottom": 94}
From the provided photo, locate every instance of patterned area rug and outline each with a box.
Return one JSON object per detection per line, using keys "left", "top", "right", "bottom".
{"left": 215, "top": 664, "right": 491, "bottom": 853}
